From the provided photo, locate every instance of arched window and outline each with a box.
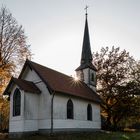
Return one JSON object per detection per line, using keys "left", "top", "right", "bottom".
{"left": 67, "top": 99, "right": 74, "bottom": 119}
{"left": 87, "top": 104, "right": 92, "bottom": 121}
{"left": 13, "top": 88, "right": 21, "bottom": 116}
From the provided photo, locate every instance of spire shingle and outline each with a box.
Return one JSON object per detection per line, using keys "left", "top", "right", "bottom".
{"left": 76, "top": 15, "right": 96, "bottom": 71}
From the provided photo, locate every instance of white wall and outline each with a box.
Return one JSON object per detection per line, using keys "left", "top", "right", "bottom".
{"left": 53, "top": 94, "right": 101, "bottom": 129}
{"left": 9, "top": 86, "right": 25, "bottom": 132}
{"left": 24, "top": 92, "right": 39, "bottom": 119}
{"left": 21, "top": 68, "right": 52, "bottom": 130}
{"left": 24, "top": 92, "right": 39, "bottom": 131}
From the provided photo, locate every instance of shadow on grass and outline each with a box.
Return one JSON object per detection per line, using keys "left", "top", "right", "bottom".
{"left": 3, "top": 131, "right": 140, "bottom": 140}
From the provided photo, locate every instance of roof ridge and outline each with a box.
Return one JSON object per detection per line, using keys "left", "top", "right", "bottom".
{"left": 28, "top": 60, "right": 74, "bottom": 79}
{"left": 13, "top": 77, "right": 35, "bottom": 84}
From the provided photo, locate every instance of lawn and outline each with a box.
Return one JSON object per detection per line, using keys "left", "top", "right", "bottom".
{"left": 2, "top": 131, "right": 140, "bottom": 140}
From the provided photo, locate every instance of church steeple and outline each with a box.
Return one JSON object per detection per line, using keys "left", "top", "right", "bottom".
{"left": 75, "top": 10, "right": 97, "bottom": 92}
{"left": 81, "top": 13, "right": 92, "bottom": 65}
{"left": 75, "top": 12, "right": 96, "bottom": 71}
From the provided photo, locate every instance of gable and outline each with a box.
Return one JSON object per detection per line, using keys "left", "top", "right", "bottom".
{"left": 19, "top": 64, "right": 41, "bottom": 82}
{"left": 3, "top": 77, "right": 41, "bottom": 95}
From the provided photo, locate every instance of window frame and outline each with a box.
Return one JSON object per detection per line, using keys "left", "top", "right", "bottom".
{"left": 67, "top": 99, "right": 74, "bottom": 119}
{"left": 87, "top": 104, "right": 92, "bottom": 121}
{"left": 91, "top": 73, "right": 94, "bottom": 82}
{"left": 13, "top": 88, "right": 21, "bottom": 116}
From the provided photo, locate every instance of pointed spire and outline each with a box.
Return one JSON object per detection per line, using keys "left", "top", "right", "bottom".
{"left": 75, "top": 11, "right": 97, "bottom": 71}
{"left": 81, "top": 13, "right": 92, "bottom": 65}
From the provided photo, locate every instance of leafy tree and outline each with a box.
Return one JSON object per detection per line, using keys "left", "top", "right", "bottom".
{"left": 0, "top": 6, "right": 32, "bottom": 131}
{"left": 111, "top": 81, "right": 140, "bottom": 129}
{"left": 124, "top": 61, "right": 140, "bottom": 129}
{"left": 93, "top": 46, "right": 140, "bottom": 130}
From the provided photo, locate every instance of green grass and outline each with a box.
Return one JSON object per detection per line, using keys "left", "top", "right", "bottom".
{"left": 2, "top": 132, "right": 140, "bottom": 140}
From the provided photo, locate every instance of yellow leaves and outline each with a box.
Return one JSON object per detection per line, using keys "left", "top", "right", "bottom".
{"left": 0, "top": 97, "right": 9, "bottom": 130}
{"left": 0, "top": 67, "right": 11, "bottom": 95}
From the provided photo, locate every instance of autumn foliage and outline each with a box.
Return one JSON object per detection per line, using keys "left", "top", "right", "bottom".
{"left": 93, "top": 46, "right": 140, "bottom": 130}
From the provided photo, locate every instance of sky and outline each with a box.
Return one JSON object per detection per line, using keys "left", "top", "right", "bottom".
{"left": 1, "top": 0, "right": 140, "bottom": 76}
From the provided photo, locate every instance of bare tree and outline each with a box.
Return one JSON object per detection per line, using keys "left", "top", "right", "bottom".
{"left": 0, "top": 6, "right": 32, "bottom": 93}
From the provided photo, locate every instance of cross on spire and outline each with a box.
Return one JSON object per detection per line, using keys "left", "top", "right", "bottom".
{"left": 84, "top": 5, "right": 89, "bottom": 16}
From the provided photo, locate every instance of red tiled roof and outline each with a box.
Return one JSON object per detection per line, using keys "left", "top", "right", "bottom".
{"left": 4, "top": 77, "right": 41, "bottom": 94}
{"left": 25, "top": 60, "right": 100, "bottom": 103}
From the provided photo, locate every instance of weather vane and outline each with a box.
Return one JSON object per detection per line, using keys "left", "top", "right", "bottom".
{"left": 84, "top": 5, "right": 89, "bottom": 15}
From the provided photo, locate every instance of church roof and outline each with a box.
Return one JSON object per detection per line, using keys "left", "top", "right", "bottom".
{"left": 18, "top": 60, "right": 100, "bottom": 103}
{"left": 75, "top": 14, "right": 96, "bottom": 71}
{"left": 4, "top": 77, "right": 41, "bottom": 94}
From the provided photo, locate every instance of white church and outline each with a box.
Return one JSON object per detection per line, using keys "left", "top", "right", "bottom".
{"left": 4, "top": 13, "right": 101, "bottom": 135}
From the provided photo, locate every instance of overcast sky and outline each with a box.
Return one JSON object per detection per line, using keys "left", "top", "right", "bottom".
{"left": 1, "top": 0, "right": 140, "bottom": 76}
